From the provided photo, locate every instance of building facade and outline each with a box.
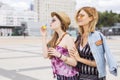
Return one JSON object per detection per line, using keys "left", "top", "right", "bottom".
{"left": 0, "top": 2, "right": 38, "bottom": 36}
{"left": 34, "top": 0, "right": 76, "bottom": 27}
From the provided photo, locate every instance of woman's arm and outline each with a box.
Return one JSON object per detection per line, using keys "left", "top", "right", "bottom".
{"left": 99, "top": 32, "right": 117, "bottom": 75}
{"left": 70, "top": 48, "right": 97, "bottom": 67}
{"left": 77, "top": 57, "right": 97, "bottom": 67}
{"left": 63, "top": 35, "right": 77, "bottom": 67}
{"left": 42, "top": 36, "right": 49, "bottom": 58}
{"left": 40, "top": 27, "right": 49, "bottom": 58}
{"left": 48, "top": 35, "right": 77, "bottom": 67}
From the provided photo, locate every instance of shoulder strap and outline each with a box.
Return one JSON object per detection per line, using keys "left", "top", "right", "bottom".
{"left": 99, "top": 32, "right": 105, "bottom": 52}
{"left": 55, "top": 33, "right": 67, "bottom": 46}
{"left": 75, "top": 35, "right": 81, "bottom": 43}
{"left": 99, "top": 32, "right": 103, "bottom": 41}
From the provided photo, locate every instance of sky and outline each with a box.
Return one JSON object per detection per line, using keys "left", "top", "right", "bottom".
{"left": 0, "top": 0, "right": 33, "bottom": 10}
{"left": 0, "top": 0, "right": 120, "bottom": 13}
{"left": 76, "top": 0, "right": 120, "bottom": 13}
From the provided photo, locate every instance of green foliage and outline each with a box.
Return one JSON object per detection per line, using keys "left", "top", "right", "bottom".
{"left": 97, "top": 10, "right": 120, "bottom": 28}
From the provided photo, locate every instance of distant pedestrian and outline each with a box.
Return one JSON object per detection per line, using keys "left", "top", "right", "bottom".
{"left": 23, "top": 31, "right": 27, "bottom": 38}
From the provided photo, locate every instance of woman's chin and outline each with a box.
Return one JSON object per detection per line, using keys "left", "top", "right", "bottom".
{"left": 78, "top": 24, "right": 83, "bottom": 26}
{"left": 50, "top": 27, "right": 55, "bottom": 30}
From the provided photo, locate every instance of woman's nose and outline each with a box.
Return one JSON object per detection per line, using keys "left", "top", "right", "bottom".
{"left": 78, "top": 16, "right": 82, "bottom": 20}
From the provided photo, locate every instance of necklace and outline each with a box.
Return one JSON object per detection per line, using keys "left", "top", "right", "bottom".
{"left": 55, "top": 32, "right": 67, "bottom": 46}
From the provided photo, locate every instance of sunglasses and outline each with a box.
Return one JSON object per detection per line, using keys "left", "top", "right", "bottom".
{"left": 51, "top": 19, "right": 56, "bottom": 23}
{"left": 77, "top": 14, "right": 85, "bottom": 19}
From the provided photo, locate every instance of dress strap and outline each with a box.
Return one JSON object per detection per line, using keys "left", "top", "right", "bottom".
{"left": 55, "top": 32, "right": 67, "bottom": 46}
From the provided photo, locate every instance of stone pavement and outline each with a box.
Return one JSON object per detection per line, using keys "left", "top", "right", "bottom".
{"left": 0, "top": 36, "right": 120, "bottom": 80}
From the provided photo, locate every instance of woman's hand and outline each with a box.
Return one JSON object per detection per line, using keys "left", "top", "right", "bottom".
{"left": 69, "top": 47, "right": 81, "bottom": 61}
{"left": 48, "top": 47, "right": 61, "bottom": 58}
{"left": 40, "top": 26, "right": 47, "bottom": 37}
{"left": 69, "top": 47, "right": 97, "bottom": 67}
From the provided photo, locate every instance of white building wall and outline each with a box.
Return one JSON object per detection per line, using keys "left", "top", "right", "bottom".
{"left": 0, "top": 2, "right": 38, "bottom": 36}
{"left": 34, "top": 0, "right": 76, "bottom": 27}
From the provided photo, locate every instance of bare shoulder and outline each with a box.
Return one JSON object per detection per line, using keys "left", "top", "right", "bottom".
{"left": 63, "top": 34, "right": 75, "bottom": 45}
{"left": 62, "top": 34, "right": 75, "bottom": 49}
{"left": 64, "top": 34, "right": 74, "bottom": 41}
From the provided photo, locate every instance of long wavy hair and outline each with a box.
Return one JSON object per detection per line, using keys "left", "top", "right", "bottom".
{"left": 75, "top": 7, "right": 98, "bottom": 35}
{"left": 75, "top": 7, "right": 98, "bottom": 47}
{"left": 47, "top": 14, "right": 68, "bottom": 48}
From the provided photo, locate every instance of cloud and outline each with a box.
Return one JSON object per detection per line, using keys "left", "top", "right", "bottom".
{"left": 76, "top": 0, "right": 120, "bottom": 13}
{"left": 11, "top": 2, "right": 29, "bottom": 10}
{"left": 76, "top": 0, "right": 98, "bottom": 9}
{"left": 0, "top": 0, "right": 120, "bottom": 13}
{"left": 0, "top": 0, "right": 12, "bottom": 4}
{"left": 98, "top": 0, "right": 120, "bottom": 12}
{"left": 0, "top": 0, "right": 32, "bottom": 10}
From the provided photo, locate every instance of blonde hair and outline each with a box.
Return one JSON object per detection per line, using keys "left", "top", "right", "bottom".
{"left": 75, "top": 7, "right": 98, "bottom": 34}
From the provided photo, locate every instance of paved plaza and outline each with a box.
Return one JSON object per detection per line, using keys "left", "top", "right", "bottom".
{"left": 0, "top": 36, "right": 120, "bottom": 80}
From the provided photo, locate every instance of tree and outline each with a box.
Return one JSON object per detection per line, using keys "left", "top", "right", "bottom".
{"left": 97, "top": 10, "right": 120, "bottom": 28}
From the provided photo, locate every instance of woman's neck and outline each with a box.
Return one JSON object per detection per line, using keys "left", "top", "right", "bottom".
{"left": 82, "top": 24, "right": 89, "bottom": 35}
{"left": 55, "top": 29, "right": 65, "bottom": 38}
